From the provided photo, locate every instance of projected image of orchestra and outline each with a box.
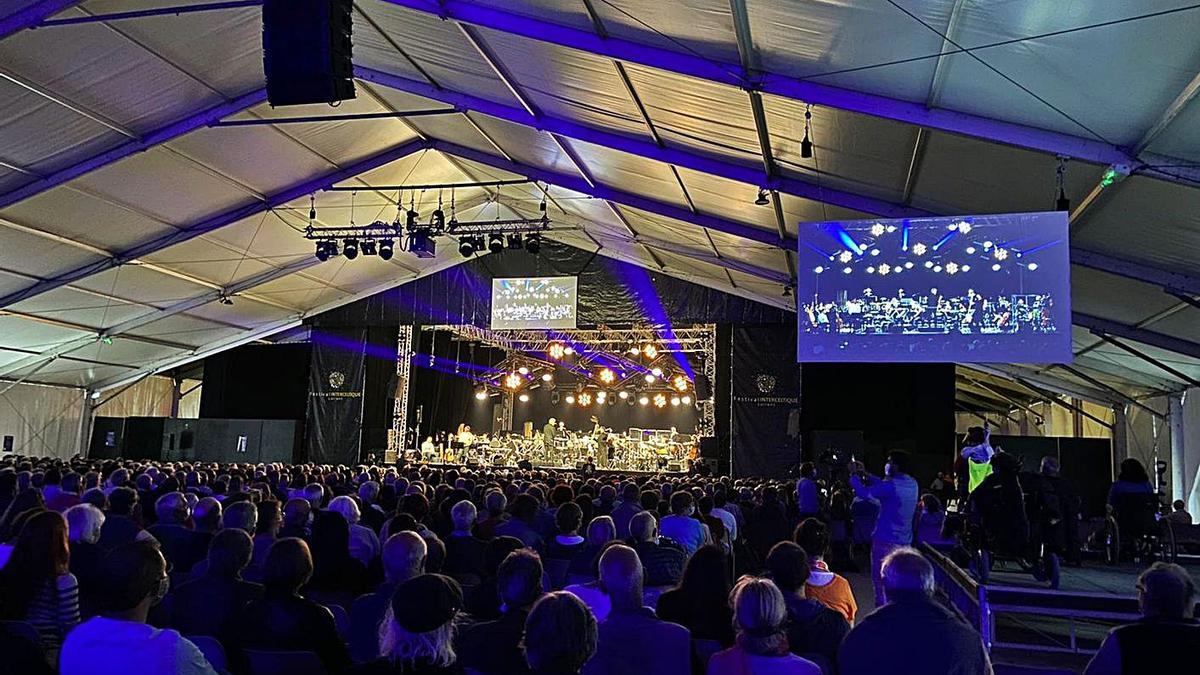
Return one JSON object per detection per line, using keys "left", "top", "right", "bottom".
{"left": 491, "top": 276, "right": 578, "bottom": 329}
{"left": 797, "top": 212, "right": 1072, "bottom": 363}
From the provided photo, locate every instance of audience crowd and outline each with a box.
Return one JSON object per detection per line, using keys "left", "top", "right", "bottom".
{"left": 0, "top": 451, "right": 1192, "bottom": 675}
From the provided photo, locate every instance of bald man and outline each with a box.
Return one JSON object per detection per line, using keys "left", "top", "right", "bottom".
{"left": 348, "top": 532, "right": 427, "bottom": 663}
{"left": 581, "top": 545, "right": 690, "bottom": 675}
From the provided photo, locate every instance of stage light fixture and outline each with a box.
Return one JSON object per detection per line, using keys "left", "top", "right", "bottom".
{"left": 459, "top": 238, "right": 475, "bottom": 258}
{"left": 551, "top": 391, "right": 560, "bottom": 404}
{"left": 870, "top": 223, "right": 885, "bottom": 237}
{"left": 343, "top": 239, "right": 359, "bottom": 260}
{"left": 957, "top": 221, "right": 972, "bottom": 234}
{"left": 548, "top": 343, "right": 566, "bottom": 360}
{"left": 671, "top": 396, "right": 681, "bottom": 406}
{"left": 1027, "top": 263, "right": 1039, "bottom": 271}
{"left": 518, "top": 393, "right": 530, "bottom": 402}
{"left": 800, "top": 105, "right": 814, "bottom": 158}
{"left": 673, "top": 375, "right": 688, "bottom": 392}
{"left": 813, "top": 266, "right": 824, "bottom": 274}
{"left": 596, "top": 391, "right": 607, "bottom": 403}
{"left": 378, "top": 239, "right": 394, "bottom": 260}
{"left": 488, "top": 234, "right": 504, "bottom": 254}
{"left": 541, "top": 372, "right": 553, "bottom": 382}
{"left": 653, "top": 393, "right": 667, "bottom": 408}
{"left": 962, "top": 265, "right": 971, "bottom": 272}
{"left": 1055, "top": 156, "right": 1070, "bottom": 211}
{"left": 887, "top": 225, "right": 897, "bottom": 233}
{"left": 912, "top": 243, "right": 927, "bottom": 256}
{"left": 838, "top": 251, "right": 853, "bottom": 263}
{"left": 904, "top": 262, "right": 914, "bottom": 269}
{"left": 598, "top": 368, "right": 615, "bottom": 384}
{"left": 360, "top": 239, "right": 378, "bottom": 256}
{"left": 218, "top": 295, "right": 233, "bottom": 306}
{"left": 842, "top": 267, "right": 852, "bottom": 274}
{"left": 506, "top": 233, "right": 523, "bottom": 250}
{"left": 628, "top": 346, "right": 640, "bottom": 355}
{"left": 992, "top": 263, "right": 1002, "bottom": 271}
{"left": 866, "top": 267, "right": 875, "bottom": 274}
{"left": 966, "top": 246, "right": 976, "bottom": 255}
{"left": 475, "top": 388, "right": 487, "bottom": 401}
{"left": 431, "top": 208, "right": 445, "bottom": 229}
{"left": 681, "top": 395, "right": 692, "bottom": 405}
{"left": 504, "top": 373, "right": 522, "bottom": 389}
{"left": 878, "top": 264, "right": 890, "bottom": 276}
{"left": 638, "top": 395, "right": 650, "bottom": 406}
{"left": 933, "top": 265, "right": 942, "bottom": 273}
{"left": 945, "top": 262, "right": 959, "bottom": 275}
{"left": 649, "top": 368, "right": 661, "bottom": 378}
{"left": 525, "top": 233, "right": 541, "bottom": 255}
{"left": 574, "top": 392, "right": 590, "bottom": 406}
{"left": 924, "top": 261, "right": 934, "bottom": 269}
{"left": 618, "top": 390, "right": 630, "bottom": 400}
{"left": 994, "top": 248, "right": 1009, "bottom": 261}
{"left": 870, "top": 249, "right": 880, "bottom": 257}
{"left": 564, "top": 346, "right": 575, "bottom": 355}
{"left": 518, "top": 366, "right": 529, "bottom": 375}
{"left": 565, "top": 395, "right": 576, "bottom": 404}
{"left": 644, "top": 374, "right": 656, "bottom": 384}
{"left": 754, "top": 188, "right": 770, "bottom": 206}
{"left": 642, "top": 344, "right": 658, "bottom": 359}
{"left": 315, "top": 241, "right": 332, "bottom": 261}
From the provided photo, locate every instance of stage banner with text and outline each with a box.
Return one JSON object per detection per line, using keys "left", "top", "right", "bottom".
{"left": 731, "top": 325, "right": 801, "bottom": 478}
{"left": 306, "top": 327, "right": 367, "bottom": 465}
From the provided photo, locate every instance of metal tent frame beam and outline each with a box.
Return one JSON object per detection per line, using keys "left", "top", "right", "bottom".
{"left": 355, "top": 66, "right": 926, "bottom": 220}
{"left": 1074, "top": 312, "right": 1200, "bottom": 361}
{"left": 1070, "top": 248, "right": 1200, "bottom": 297}
{"left": 381, "top": 0, "right": 1140, "bottom": 170}
{"left": 0, "top": 137, "right": 428, "bottom": 310}
{"left": 0, "top": 0, "right": 80, "bottom": 39}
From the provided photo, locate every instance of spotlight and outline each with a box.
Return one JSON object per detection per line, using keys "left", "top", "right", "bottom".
{"left": 541, "top": 373, "right": 553, "bottom": 382}
{"left": 904, "top": 262, "right": 914, "bottom": 269}
{"left": 755, "top": 188, "right": 770, "bottom": 206}
{"left": 638, "top": 395, "right": 650, "bottom": 406}
{"left": 956, "top": 221, "right": 972, "bottom": 234}
{"left": 563, "top": 346, "right": 575, "bottom": 355}
{"left": 596, "top": 391, "right": 607, "bottom": 403}
{"left": 431, "top": 208, "right": 445, "bottom": 230}
{"left": 992, "top": 263, "right": 1001, "bottom": 271}
{"left": 598, "top": 368, "right": 616, "bottom": 384}
{"left": 343, "top": 239, "right": 358, "bottom": 260}
{"left": 628, "top": 346, "right": 640, "bottom": 355}
{"left": 838, "top": 251, "right": 853, "bottom": 263}
{"left": 651, "top": 367, "right": 663, "bottom": 377}
{"left": 218, "top": 295, "right": 233, "bottom": 306}
{"left": 994, "top": 248, "right": 1009, "bottom": 261}
{"left": 525, "top": 233, "right": 541, "bottom": 255}
{"left": 653, "top": 393, "right": 667, "bottom": 408}
{"left": 783, "top": 283, "right": 794, "bottom": 297}
{"left": 670, "top": 396, "right": 681, "bottom": 406}
{"left": 551, "top": 391, "right": 560, "bottom": 404}
{"left": 813, "top": 266, "right": 824, "bottom": 274}
{"left": 924, "top": 261, "right": 933, "bottom": 269}
{"left": 504, "top": 373, "right": 522, "bottom": 389}
{"left": 548, "top": 343, "right": 566, "bottom": 360}
{"left": 966, "top": 246, "right": 976, "bottom": 255}
{"left": 642, "top": 344, "right": 658, "bottom": 359}
{"left": 1056, "top": 188, "right": 1070, "bottom": 211}
{"left": 961, "top": 265, "right": 970, "bottom": 272}
{"left": 983, "top": 241, "right": 993, "bottom": 249}
{"left": 518, "top": 366, "right": 529, "bottom": 375}
{"left": 681, "top": 395, "right": 692, "bottom": 405}
{"left": 870, "top": 223, "right": 885, "bottom": 237}
{"left": 878, "top": 264, "right": 890, "bottom": 276}
{"left": 1027, "top": 263, "right": 1039, "bottom": 271}
{"left": 315, "top": 241, "right": 332, "bottom": 261}
{"left": 459, "top": 238, "right": 475, "bottom": 258}
{"left": 507, "top": 233, "right": 523, "bottom": 250}
{"left": 912, "top": 243, "right": 927, "bottom": 256}
{"left": 945, "top": 262, "right": 959, "bottom": 275}
{"left": 488, "top": 233, "right": 504, "bottom": 254}
{"left": 406, "top": 208, "right": 419, "bottom": 230}
{"left": 359, "top": 239, "right": 377, "bottom": 256}
{"left": 518, "top": 393, "right": 530, "bottom": 402}
{"left": 866, "top": 267, "right": 875, "bottom": 274}
{"left": 870, "top": 249, "right": 880, "bottom": 256}
{"left": 475, "top": 388, "right": 487, "bottom": 401}
{"left": 618, "top": 390, "right": 630, "bottom": 400}
{"left": 673, "top": 375, "right": 688, "bottom": 392}
{"left": 378, "top": 239, "right": 394, "bottom": 261}
{"left": 578, "top": 392, "right": 592, "bottom": 406}
{"left": 565, "top": 395, "right": 575, "bottom": 405}
{"left": 843, "top": 267, "right": 852, "bottom": 274}
{"left": 644, "top": 374, "right": 656, "bottom": 384}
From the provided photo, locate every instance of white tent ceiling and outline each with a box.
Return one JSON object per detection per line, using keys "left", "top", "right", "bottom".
{"left": 0, "top": 0, "right": 1199, "bottom": 405}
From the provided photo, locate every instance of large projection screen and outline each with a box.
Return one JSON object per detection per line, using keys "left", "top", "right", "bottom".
{"left": 797, "top": 211, "right": 1071, "bottom": 363}
{"left": 491, "top": 277, "right": 578, "bottom": 330}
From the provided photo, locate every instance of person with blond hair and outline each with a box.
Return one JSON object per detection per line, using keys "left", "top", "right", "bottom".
{"left": 707, "top": 576, "right": 822, "bottom": 675}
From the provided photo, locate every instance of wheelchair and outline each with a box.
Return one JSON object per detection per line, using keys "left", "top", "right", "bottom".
{"left": 965, "top": 475, "right": 1061, "bottom": 589}
{"left": 1100, "top": 492, "right": 1175, "bottom": 564}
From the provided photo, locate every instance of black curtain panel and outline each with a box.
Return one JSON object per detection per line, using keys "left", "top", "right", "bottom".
{"left": 731, "top": 324, "right": 801, "bottom": 478}
{"left": 305, "top": 326, "right": 368, "bottom": 465}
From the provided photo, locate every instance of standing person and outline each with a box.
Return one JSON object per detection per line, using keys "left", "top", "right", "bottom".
{"left": 796, "top": 463, "right": 821, "bottom": 520}
{"left": 523, "top": 592, "right": 599, "bottom": 675}
{"left": 706, "top": 577, "right": 822, "bottom": 675}
{"left": 0, "top": 510, "right": 80, "bottom": 649}
{"left": 1085, "top": 562, "right": 1200, "bottom": 675}
{"left": 60, "top": 541, "right": 217, "bottom": 675}
{"left": 582, "top": 545, "right": 690, "bottom": 675}
{"left": 849, "top": 451, "right": 919, "bottom": 607}
{"left": 838, "top": 548, "right": 991, "bottom": 675}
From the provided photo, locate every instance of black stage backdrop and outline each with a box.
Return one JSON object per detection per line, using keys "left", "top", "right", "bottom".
{"left": 306, "top": 327, "right": 367, "bottom": 465}
{"left": 199, "top": 343, "right": 310, "bottom": 420}
{"left": 731, "top": 324, "right": 801, "bottom": 477}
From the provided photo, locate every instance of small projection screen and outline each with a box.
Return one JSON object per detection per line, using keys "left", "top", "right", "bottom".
{"left": 491, "top": 277, "right": 578, "bottom": 330}
{"left": 797, "top": 211, "right": 1071, "bottom": 363}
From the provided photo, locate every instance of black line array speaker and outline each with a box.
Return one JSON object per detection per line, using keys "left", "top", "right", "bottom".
{"left": 694, "top": 374, "right": 712, "bottom": 400}
{"left": 263, "top": 0, "right": 355, "bottom": 107}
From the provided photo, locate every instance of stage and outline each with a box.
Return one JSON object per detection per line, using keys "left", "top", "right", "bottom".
{"left": 392, "top": 459, "right": 688, "bottom": 477}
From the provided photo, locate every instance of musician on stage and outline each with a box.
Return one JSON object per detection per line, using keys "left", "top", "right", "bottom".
{"left": 542, "top": 417, "right": 557, "bottom": 453}
{"left": 420, "top": 436, "right": 436, "bottom": 462}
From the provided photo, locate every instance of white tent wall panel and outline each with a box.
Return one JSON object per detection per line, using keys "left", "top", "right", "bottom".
{"left": 159, "top": 299, "right": 292, "bottom": 333}
{"left": 1070, "top": 177, "right": 1200, "bottom": 277}
{"left": 356, "top": 2, "right": 514, "bottom": 102}
{"left": 747, "top": 0, "right": 948, "bottom": 103}
{"left": 467, "top": 0, "right": 594, "bottom": 30}
{"left": 0, "top": 381, "right": 85, "bottom": 459}
{"left": 70, "top": 337, "right": 188, "bottom": 366}
{"left": 0, "top": 80, "right": 124, "bottom": 177}
{"left": 907, "top": 131, "right": 1105, "bottom": 216}
{"left": 0, "top": 316, "right": 90, "bottom": 351}
{"left": 617, "top": 206, "right": 718, "bottom": 250}
{"left": 93, "top": 374, "right": 175, "bottom": 419}
{"left": 164, "top": 126, "right": 345, "bottom": 199}
{"left": 937, "top": 2, "right": 1200, "bottom": 147}
{"left": 1129, "top": 308, "right": 1200, "bottom": 350}
{"left": 239, "top": 95, "right": 423, "bottom": 167}
{"left": 778, "top": 193, "right": 870, "bottom": 234}
{"left": 0, "top": 19, "right": 227, "bottom": 136}
{"left": 178, "top": 378, "right": 201, "bottom": 419}
{"left": 560, "top": 137, "right": 690, "bottom": 207}
{"left": 122, "top": 314, "right": 244, "bottom": 346}
{"left": 68, "top": 265, "right": 216, "bottom": 307}
{"left": 471, "top": 27, "right": 649, "bottom": 137}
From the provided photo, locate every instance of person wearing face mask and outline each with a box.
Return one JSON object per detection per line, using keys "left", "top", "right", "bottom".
{"left": 659, "top": 491, "right": 708, "bottom": 557}
{"left": 61, "top": 541, "right": 218, "bottom": 675}
{"left": 849, "top": 451, "right": 920, "bottom": 608}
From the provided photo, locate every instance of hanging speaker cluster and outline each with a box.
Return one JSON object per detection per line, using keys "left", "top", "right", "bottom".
{"left": 263, "top": 0, "right": 355, "bottom": 107}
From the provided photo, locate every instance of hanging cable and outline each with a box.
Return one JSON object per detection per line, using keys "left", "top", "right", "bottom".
{"left": 1055, "top": 156, "right": 1070, "bottom": 211}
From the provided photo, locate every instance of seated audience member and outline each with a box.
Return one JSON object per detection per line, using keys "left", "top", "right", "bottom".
{"left": 232, "top": 538, "right": 349, "bottom": 672}
{"left": 1108, "top": 458, "right": 1154, "bottom": 505}
{"left": 329, "top": 495, "right": 382, "bottom": 567}
{"left": 659, "top": 491, "right": 707, "bottom": 556}
{"left": 65, "top": 503, "right": 106, "bottom": 617}
{"left": 1085, "top": 562, "right": 1200, "bottom": 675}
{"left": 656, "top": 544, "right": 734, "bottom": 646}
{"left": 60, "top": 541, "right": 217, "bottom": 675}
{"left": 358, "top": 481, "right": 388, "bottom": 533}
{"left": 710, "top": 490, "right": 738, "bottom": 543}
{"left": 748, "top": 486, "right": 791, "bottom": 562}
{"left": 707, "top": 576, "right": 823, "bottom": 675}
{"left": 279, "top": 498, "right": 312, "bottom": 540}
{"left": 582, "top": 545, "right": 690, "bottom": 675}
{"left": 546, "top": 502, "right": 588, "bottom": 563}
{"left": 443, "top": 499, "right": 486, "bottom": 579}
{"left": 169, "top": 529, "right": 262, "bottom": 646}
{"left": 44, "top": 470, "right": 82, "bottom": 512}
{"left": 350, "top": 531, "right": 428, "bottom": 664}
{"left": 458, "top": 550, "right": 545, "bottom": 674}
{"left": 222, "top": 500, "right": 258, "bottom": 535}
{"left": 1166, "top": 499, "right": 1193, "bottom": 525}
{"left": 351, "top": 574, "right": 463, "bottom": 675}
{"left": 147, "top": 492, "right": 211, "bottom": 575}
{"left": 573, "top": 516, "right": 616, "bottom": 578}
{"left": 98, "top": 486, "right": 143, "bottom": 550}
{"left": 464, "top": 535, "right": 526, "bottom": 620}
{"left": 838, "top": 548, "right": 991, "bottom": 675}
{"left": 627, "top": 511, "right": 687, "bottom": 587}
{"left": 0, "top": 488, "right": 46, "bottom": 543}
{"left": 192, "top": 498, "right": 222, "bottom": 535}
{"left": 524, "top": 592, "right": 599, "bottom": 675}
{"left": 307, "top": 508, "right": 368, "bottom": 605}
{"left": 765, "top": 542, "right": 850, "bottom": 668}
{"left": 609, "top": 484, "right": 644, "bottom": 540}
{"left": 473, "top": 490, "right": 508, "bottom": 540}
{"left": 249, "top": 500, "right": 281, "bottom": 577}
{"left": 494, "top": 494, "right": 544, "bottom": 551}
{"left": 0, "top": 510, "right": 80, "bottom": 648}
{"left": 914, "top": 493, "right": 954, "bottom": 548}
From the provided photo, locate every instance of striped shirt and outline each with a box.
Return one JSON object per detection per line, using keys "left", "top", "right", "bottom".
{"left": 27, "top": 572, "right": 80, "bottom": 647}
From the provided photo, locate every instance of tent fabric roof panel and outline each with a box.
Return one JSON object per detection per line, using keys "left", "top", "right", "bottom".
{"left": 1070, "top": 176, "right": 1200, "bottom": 277}
{"left": 0, "top": 79, "right": 125, "bottom": 176}
{"left": 0, "top": 225, "right": 104, "bottom": 281}
{"left": 586, "top": 0, "right": 741, "bottom": 66}
{"left": 1, "top": 187, "right": 179, "bottom": 253}
{"left": 6, "top": 286, "right": 148, "bottom": 329}
{"left": 1069, "top": 266, "right": 1183, "bottom": 326}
